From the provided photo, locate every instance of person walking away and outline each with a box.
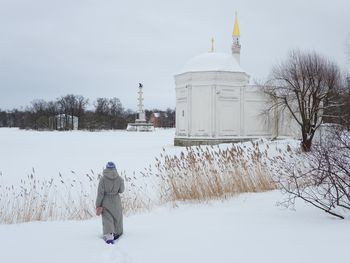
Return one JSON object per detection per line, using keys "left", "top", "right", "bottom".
{"left": 96, "top": 161, "right": 125, "bottom": 244}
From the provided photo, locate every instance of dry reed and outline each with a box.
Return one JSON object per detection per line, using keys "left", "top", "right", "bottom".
{"left": 0, "top": 139, "right": 290, "bottom": 224}
{"left": 147, "top": 140, "right": 278, "bottom": 203}
{"left": 0, "top": 169, "right": 149, "bottom": 224}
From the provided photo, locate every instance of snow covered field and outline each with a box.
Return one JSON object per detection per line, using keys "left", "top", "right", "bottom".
{"left": 0, "top": 128, "right": 349, "bottom": 263}
{"left": 0, "top": 128, "right": 179, "bottom": 185}
{"left": 1, "top": 191, "right": 349, "bottom": 263}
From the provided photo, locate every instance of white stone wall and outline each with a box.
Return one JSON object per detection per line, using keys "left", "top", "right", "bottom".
{"left": 175, "top": 71, "right": 273, "bottom": 140}
{"left": 243, "top": 86, "right": 271, "bottom": 136}
{"left": 215, "top": 86, "right": 241, "bottom": 136}
{"left": 275, "top": 107, "right": 300, "bottom": 138}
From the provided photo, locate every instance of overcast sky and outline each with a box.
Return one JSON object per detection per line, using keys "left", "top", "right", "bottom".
{"left": 0, "top": 0, "right": 349, "bottom": 111}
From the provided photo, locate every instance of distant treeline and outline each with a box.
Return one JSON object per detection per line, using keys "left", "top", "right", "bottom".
{"left": 0, "top": 94, "right": 175, "bottom": 130}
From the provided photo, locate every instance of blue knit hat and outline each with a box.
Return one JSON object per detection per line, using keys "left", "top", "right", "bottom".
{"left": 106, "top": 162, "right": 116, "bottom": 169}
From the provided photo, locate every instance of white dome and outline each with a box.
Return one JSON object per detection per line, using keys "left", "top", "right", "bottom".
{"left": 178, "top": 52, "right": 244, "bottom": 74}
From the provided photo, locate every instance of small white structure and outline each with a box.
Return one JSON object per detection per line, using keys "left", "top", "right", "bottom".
{"left": 174, "top": 14, "right": 296, "bottom": 146}
{"left": 50, "top": 114, "right": 79, "bottom": 130}
{"left": 127, "top": 83, "right": 154, "bottom": 132}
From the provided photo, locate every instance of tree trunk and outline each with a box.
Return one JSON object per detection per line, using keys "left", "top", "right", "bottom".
{"left": 301, "top": 138, "right": 312, "bottom": 152}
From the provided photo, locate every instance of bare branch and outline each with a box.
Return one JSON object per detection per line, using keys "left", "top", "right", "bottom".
{"left": 264, "top": 50, "right": 343, "bottom": 151}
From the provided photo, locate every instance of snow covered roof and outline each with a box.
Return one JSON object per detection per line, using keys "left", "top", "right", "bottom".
{"left": 177, "top": 52, "right": 244, "bottom": 75}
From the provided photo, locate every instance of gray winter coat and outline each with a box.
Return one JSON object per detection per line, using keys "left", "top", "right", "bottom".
{"left": 96, "top": 168, "right": 125, "bottom": 236}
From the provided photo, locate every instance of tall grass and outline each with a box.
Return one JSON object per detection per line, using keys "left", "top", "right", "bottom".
{"left": 0, "top": 139, "right": 291, "bottom": 224}
{"left": 148, "top": 140, "right": 277, "bottom": 204}
{"left": 0, "top": 169, "right": 150, "bottom": 224}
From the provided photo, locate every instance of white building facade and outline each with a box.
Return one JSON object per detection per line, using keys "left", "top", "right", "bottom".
{"left": 174, "top": 15, "right": 295, "bottom": 146}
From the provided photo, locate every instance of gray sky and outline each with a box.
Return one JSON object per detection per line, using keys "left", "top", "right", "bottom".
{"left": 0, "top": 0, "right": 349, "bottom": 111}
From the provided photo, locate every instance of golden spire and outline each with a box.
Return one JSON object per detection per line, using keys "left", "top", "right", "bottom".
{"left": 210, "top": 37, "right": 215, "bottom": 52}
{"left": 232, "top": 12, "right": 240, "bottom": 37}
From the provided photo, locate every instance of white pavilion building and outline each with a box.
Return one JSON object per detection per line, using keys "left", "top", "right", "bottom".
{"left": 174, "top": 15, "right": 295, "bottom": 146}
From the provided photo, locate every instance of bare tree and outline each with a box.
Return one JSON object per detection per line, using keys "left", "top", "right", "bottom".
{"left": 322, "top": 37, "right": 350, "bottom": 129}
{"left": 265, "top": 50, "right": 342, "bottom": 151}
{"left": 94, "top": 98, "right": 110, "bottom": 116}
{"left": 109, "top": 97, "right": 124, "bottom": 129}
{"left": 57, "top": 94, "right": 88, "bottom": 130}
{"left": 94, "top": 97, "right": 125, "bottom": 129}
{"left": 0, "top": 109, "right": 8, "bottom": 127}
{"left": 30, "top": 99, "right": 49, "bottom": 129}
{"left": 94, "top": 98, "right": 110, "bottom": 129}
{"left": 323, "top": 75, "right": 350, "bottom": 130}
{"left": 274, "top": 127, "right": 350, "bottom": 219}
{"left": 75, "top": 95, "right": 89, "bottom": 129}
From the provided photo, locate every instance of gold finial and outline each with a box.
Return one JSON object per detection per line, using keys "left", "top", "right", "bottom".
{"left": 232, "top": 12, "right": 240, "bottom": 37}
{"left": 210, "top": 37, "right": 215, "bottom": 52}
